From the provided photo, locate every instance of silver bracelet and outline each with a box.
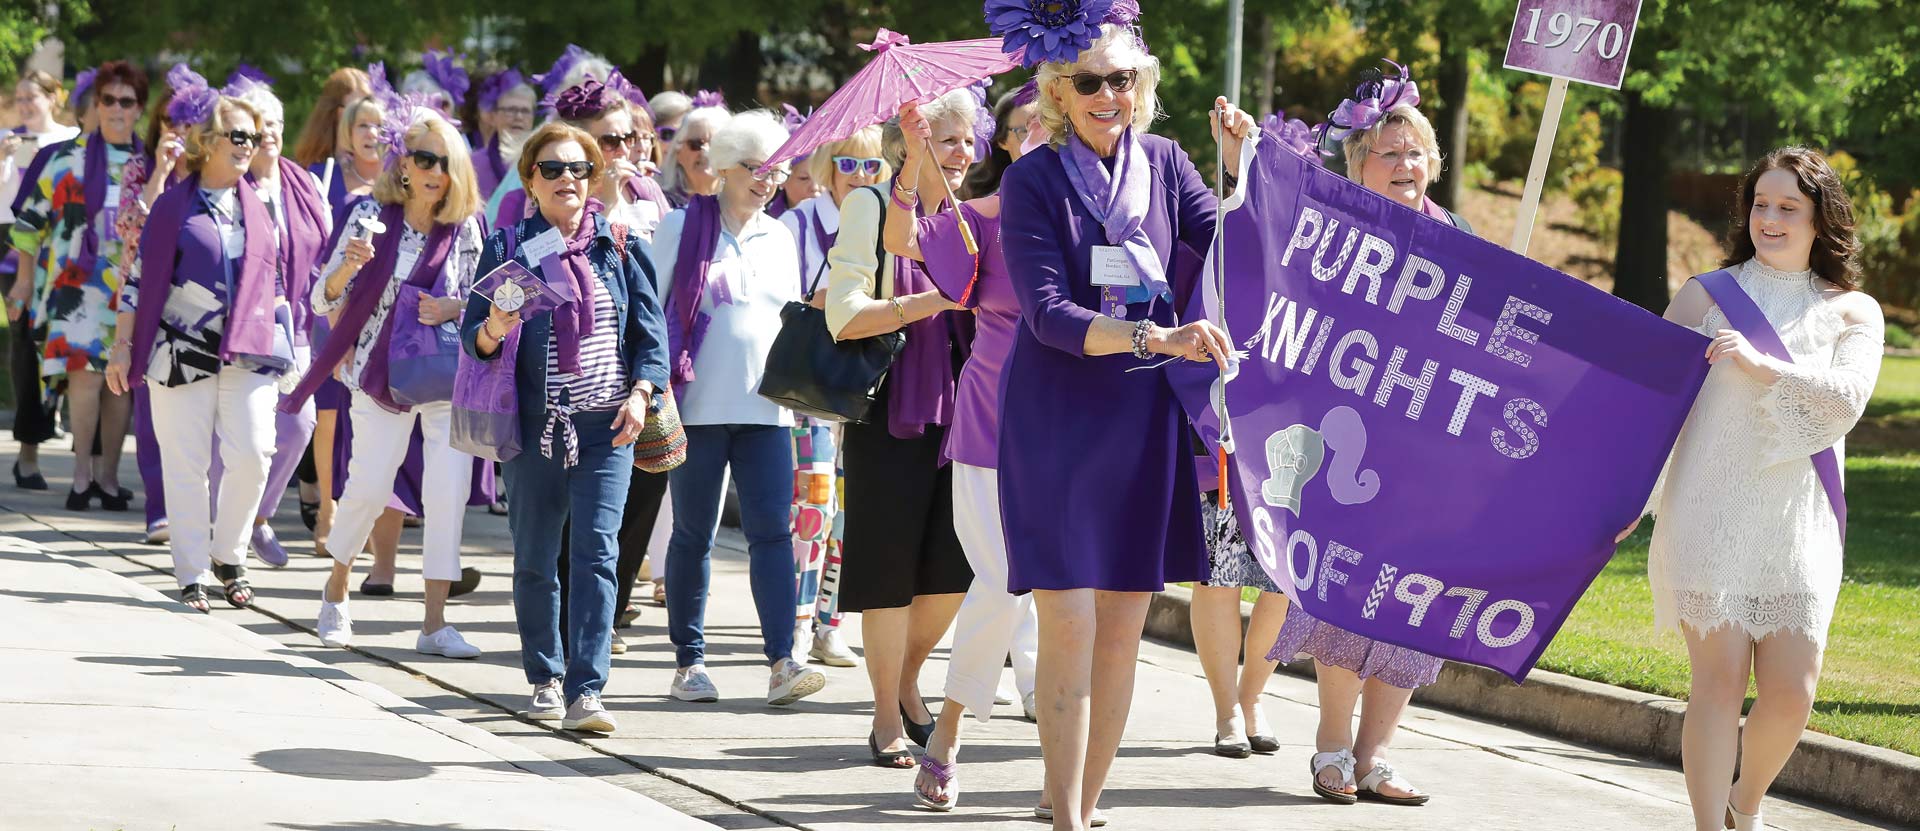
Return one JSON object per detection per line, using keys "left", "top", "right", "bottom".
{"left": 1131, "top": 319, "right": 1153, "bottom": 359}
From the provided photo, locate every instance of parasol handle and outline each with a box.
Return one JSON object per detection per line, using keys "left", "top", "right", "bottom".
{"left": 925, "top": 136, "right": 978, "bottom": 256}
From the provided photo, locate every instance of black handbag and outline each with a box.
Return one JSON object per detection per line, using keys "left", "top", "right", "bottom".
{"left": 757, "top": 186, "right": 905, "bottom": 423}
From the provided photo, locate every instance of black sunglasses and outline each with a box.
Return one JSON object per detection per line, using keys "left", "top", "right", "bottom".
{"left": 407, "top": 149, "right": 448, "bottom": 173}
{"left": 1068, "top": 70, "right": 1139, "bottom": 97}
{"left": 682, "top": 137, "right": 709, "bottom": 153}
{"left": 97, "top": 94, "right": 141, "bottom": 110}
{"left": 658, "top": 126, "right": 678, "bottom": 143}
{"left": 535, "top": 160, "right": 595, "bottom": 181}
{"left": 598, "top": 131, "right": 647, "bottom": 151}
{"left": 225, "top": 129, "right": 262, "bottom": 148}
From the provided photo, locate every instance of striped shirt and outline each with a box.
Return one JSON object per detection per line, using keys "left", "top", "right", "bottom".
{"left": 544, "top": 273, "right": 625, "bottom": 412}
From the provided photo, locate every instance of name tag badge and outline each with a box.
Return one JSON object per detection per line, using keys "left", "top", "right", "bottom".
{"left": 105, "top": 184, "right": 121, "bottom": 206}
{"left": 521, "top": 227, "right": 565, "bottom": 263}
{"left": 1090, "top": 245, "right": 1141, "bottom": 287}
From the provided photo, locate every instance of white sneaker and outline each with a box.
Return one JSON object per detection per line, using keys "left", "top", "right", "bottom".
{"left": 791, "top": 622, "right": 812, "bottom": 662}
{"left": 562, "top": 693, "right": 617, "bottom": 733}
{"left": 416, "top": 625, "right": 481, "bottom": 659}
{"left": 527, "top": 679, "right": 565, "bottom": 721}
{"left": 1022, "top": 691, "right": 1040, "bottom": 723}
{"left": 809, "top": 627, "right": 858, "bottom": 667}
{"left": 995, "top": 682, "right": 1017, "bottom": 706}
{"left": 144, "top": 520, "right": 170, "bottom": 545}
{"left": 671, "top": 665, "right": 720, "bottom": 702}
{"left": 317, "top": 598, "right": 352, "bottom": 647}
{"left": 768, "top": 657, "right": 826, "bottom": 706}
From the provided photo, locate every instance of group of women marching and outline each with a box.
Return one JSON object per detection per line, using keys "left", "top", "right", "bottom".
{"left": 0, "top": 0, "right": 1884, "bottom": 828}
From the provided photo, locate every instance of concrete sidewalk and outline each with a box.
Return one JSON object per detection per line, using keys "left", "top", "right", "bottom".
{"left": 0, "top": 436, "right": 1903, "bottom": 830}
{"left": 0, "top": 532, "right": 714, "bottom": 831}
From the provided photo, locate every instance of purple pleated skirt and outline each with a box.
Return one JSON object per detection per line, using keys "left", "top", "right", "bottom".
{"left": 1266, "top": 604, "right": 1444, "bottom": 690}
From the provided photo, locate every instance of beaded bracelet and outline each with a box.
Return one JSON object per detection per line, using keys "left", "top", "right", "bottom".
{"left": 1131, "top": 319, "right": 1153, "bottom": 359}
{"left": 889, "top": 186, "right": 917, "bottom": 211}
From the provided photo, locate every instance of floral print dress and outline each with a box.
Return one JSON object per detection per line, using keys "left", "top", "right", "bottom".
{"left": 8, "top": 133, "right": 134, "bottom": 377}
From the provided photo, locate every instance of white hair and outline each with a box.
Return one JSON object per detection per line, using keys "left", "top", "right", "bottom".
{"left": 560, "top": 53, "right": 615, "bottom": 91}
{"left": 659, "top": 105, "right": 733, "bottom": 195}
{"left": 1036, "top": 25, "right": 1162, "bottom": 145}
{"left": 235, "top": 85, "right": 284, "bottom": 127}
{"left": 882, "top": 88, "right": 978, "bottom": 169}
{"left": 708, "top": 109, "right": 789, "bottom": 170}
{"left": 650, "top": 90, "right": 693, "bottom": 125}
{"left": 400, "top": 70, "right": 448, "bottom": 101}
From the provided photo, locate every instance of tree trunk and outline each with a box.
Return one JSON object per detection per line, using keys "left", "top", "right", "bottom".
{"left": 628, "top": 47, "right": 669, "bottom": 99}
{"left": 1432, "top": 29, "right": 1471, "bottom": 211}
{"left": 1612, "top": 91, "right": 1673, "bottom": 312}
{"left": 699, "top": 31, "right": 764, "bottom": 108}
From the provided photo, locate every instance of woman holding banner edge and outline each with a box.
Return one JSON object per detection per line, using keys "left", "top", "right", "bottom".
{"left": 1261, "top": 63, "right": 1467, "bottom": 808}
{"left": 1621, "top": 147, "right": 1882, "bottom": 831}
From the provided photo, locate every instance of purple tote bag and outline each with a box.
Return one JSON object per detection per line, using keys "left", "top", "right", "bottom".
{"left": 451, "top": 326, "right": 522, "bottom": 462}
{"left": 388, "top": 286, "right": 463, "bottom": 406}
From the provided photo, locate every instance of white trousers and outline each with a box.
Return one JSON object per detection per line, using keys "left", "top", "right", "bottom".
{"left": 947, "top": 463, "right": 1039, "bottom": 720}
{"left": 147, "top": 366, "right": 278, "bottom": 587}
{"left": 329, "top": 392, "right": 472, "bottom": 581}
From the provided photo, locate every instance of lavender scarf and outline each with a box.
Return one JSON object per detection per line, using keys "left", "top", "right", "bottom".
{"left": 128, "top": 172, "right": 280, "bottom": 382}
{"left": 75, "top": 131, "right": 145, "bottom": 279}
{"left": 541, "top": 199, "right": 605, "bottom": 374}
{"left": 281, "top": 200, "right": 455, "bottom": 413}
{"left": 1060, "top": 127, "right": 1164, "bottom": 305}
{"left": 666, "top": 194, "right": 720, "bottom": 398}
{"left": 875, "top": 185, "right": 959, "bottom": 440}
{"left": 267, "top": 156, "right": 331, "bottom": 342}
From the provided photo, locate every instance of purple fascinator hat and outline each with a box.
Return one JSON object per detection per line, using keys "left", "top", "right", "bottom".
{"left": 1260, "top": 112, "right": 1323, "bottom": 165}
{"left": 985, "top": 0, "right": 1144, "bottom": 67}
{"left": 535, "top": 44, "right": 592, "bottom": 95}
{"left": 967, "top": 79, "right": 995, "bottom": 162}
{"left": 478, "top": 68, "right": 526, "bottom": 112}
{"left": 421, "top": 49, "right": 471, "bottom": 110}
{"left": 1315, "top": 59, "right": 1421, "bottom": 147}
{"left": 606, "top": 70, "right": 652, "bottom": 117}
{"left": 370, "top": 61, "right": 455, "bottom": 165}
{"left": 223, "top": 64, "right": 275, "bottom": 95}
{"left": 164, "top": 64, "right": 220, "bottom": 128}
{"left": 545, "top": 78, "right": 618, "bottom": 122}
{"left": 70, "top": 68, "right": 97, "bottom": 108}
{"left": 690, "top": 89, "right": 727, "bottom": 110}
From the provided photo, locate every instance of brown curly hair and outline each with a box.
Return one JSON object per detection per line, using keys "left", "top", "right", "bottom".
{"left": 1721, "top": 147, "right": 1861, "bottom": 291}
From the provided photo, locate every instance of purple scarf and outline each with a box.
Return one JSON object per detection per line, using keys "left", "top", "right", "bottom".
{"left": 281, "top": 200, "right": 455, "bottom": 413}
{"left": 1060, "top": 127, "right": 1164, "bottom": 304}
{"left": 625, "top": 174, "right": 669, "bottom": 212}
{"left": 541, "top": 199, "right": 605, "bottom": 374}
{"left": 476, "top": 133, "right": 508, "bottom": 200}
{"left": 75, "top": 131, "right": 145, "bottom": 279}
{"left": 766, "top": 189, "right": 791, "bottom": 219}
{"left": 267, "top": 156, "right": 331, "bottom": 342}
{"left": 881, "top": 188, "right": 959, "bottom": 440}
{"left": 128, "top": 172, "right": 280, "bottom": 382}
{"left": 666, "top": 194, "right": 721, "bottom": 398}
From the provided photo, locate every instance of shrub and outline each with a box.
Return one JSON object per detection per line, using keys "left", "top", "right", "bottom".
{"left": 1886, "top": 324, "right": 1916, "bottom": 350}
{"left": 1569, "top": 166, "right": 1624, "bottom": 242}
{"left": 1829, "top": 151, "right": 1920, "bottom": 309}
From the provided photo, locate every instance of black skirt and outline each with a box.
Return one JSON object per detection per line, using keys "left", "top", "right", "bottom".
{"left": 837, "top": 392, "right": 972, "bottom": 612}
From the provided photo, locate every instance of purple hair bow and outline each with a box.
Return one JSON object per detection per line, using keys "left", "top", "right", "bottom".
{"left": 164, "top": 64, "right": 219, "bottom": 127}
{"left": 549, "top": 78, "right": 616, "bottom": 121}
{"left": 479, "top": 68, "right": 526, "bottom": 111}
{"left": 71, "top": 68, "right": 96, "bottom": 107}
{"left": 1317, "top": 59, "right": 1421, "bottom": 145}
{"left": 607, "top": 70, "right": 651, "bottom": 115}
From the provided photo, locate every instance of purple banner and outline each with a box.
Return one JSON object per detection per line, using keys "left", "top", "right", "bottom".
{"left": 1194, "top": 137, "right": 1706, "bottom": 682}
{"left": 1502, "top": 0, "right": 1643, "bottom": 89}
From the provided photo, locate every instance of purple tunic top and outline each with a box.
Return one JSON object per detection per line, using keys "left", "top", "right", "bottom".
{"left": 997, "top": 134, "right": 1215, "bottom": 593}
{"left": 920, "top": 202, "right": 1011, "bottom": 470}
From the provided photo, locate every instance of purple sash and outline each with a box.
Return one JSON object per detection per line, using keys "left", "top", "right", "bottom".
{"left": 666, "top": 194, "right": 721, "bottom": 397}
{"left": 1694, "top": 268, "right": 1848, "bottom": 542}
{"left": 75, "top": 131, "right": 146, "bottom": 280}
{"left": 268, "top": 157, "right": 331, "bottom": 342}
{"left": 128, "top": 172, "right": 281, "bottom": 382}
{"left": 281, "top": 200, "right": 456, "bottom": 413}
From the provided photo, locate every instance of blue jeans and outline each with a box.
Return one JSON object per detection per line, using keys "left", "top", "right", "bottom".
{"left": 504, "top": 409, "right": 633, "bottom": 703}
{"left": 666, "top": 423, "right": 796, "bottom": 667}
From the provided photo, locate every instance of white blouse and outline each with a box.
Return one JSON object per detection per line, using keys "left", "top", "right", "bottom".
{"left": 651, "top": 207, "right": 800, "bottom": 428}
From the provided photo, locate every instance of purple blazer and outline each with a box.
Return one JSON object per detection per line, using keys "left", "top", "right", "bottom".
{"left": 996, "top": 133, "right": 1216, "bottom": 593}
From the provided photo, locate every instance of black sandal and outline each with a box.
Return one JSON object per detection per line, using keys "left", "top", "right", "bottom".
{"left": 299, "top": 501, "right": 321, "bottom": 531}
{"left": 213, "top": 564, "right": 254, "bottom": 608}
{"left": 180, "top": 584, "right": 211, "bottom": 613}
{"left": 901, "top": 702, "right": 935, "bottom": 749}
{"left": 868, "top": 730, "right": 916, "bottom": 768}
{"left": 449, "top": 566, "right": 482, "bottom": 598}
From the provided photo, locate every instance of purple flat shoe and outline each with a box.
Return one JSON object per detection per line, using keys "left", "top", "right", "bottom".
{"left": 251, "top": 523, "right": 289, "bottom": 568}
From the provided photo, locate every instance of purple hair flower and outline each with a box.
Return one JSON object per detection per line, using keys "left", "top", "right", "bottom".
{"left": 164, "top": 64, "right": 218, "bottom": 127}
{"left": 547, "top": 78, "right": 617, "bottom": 121}
{"left": 691, "top": 89, "right": 726, "bottom": 110}
{"left": 369, "top": 62, "right": 455, "bottom": 164}
{"left": 71, "top": 68, "right": 96, "bottom": 106}
{"left": 478, "top": 68, "right": 526, "bottom": 111}
{"left": 422, "top": 49, "right": 471, "bottom": 109}
{"left": 535, "top": 44, "right": 590, "bottom": 95}
{"left": 780, "top": 103, "right": 810, "bottom": 132}
{"left": 984, "top": 0, "right": 1115, "bottom": 68}
{"left": 1319, "top": 59, "right": 1421, "bottom": 144}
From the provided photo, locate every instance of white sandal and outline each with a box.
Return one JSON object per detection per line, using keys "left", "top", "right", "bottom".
{"left": 1309, "top": 748, "right": 1357, "bottom": 804}
{"left": 1356, "top": 760, "right": 1429, "bottom": 806}
{"left": 1725, "top": 800, "right": 1764, "bottom": 830}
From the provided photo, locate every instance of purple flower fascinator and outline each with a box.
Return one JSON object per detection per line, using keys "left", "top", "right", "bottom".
{"left": 70, "top": 68, "right": 97, "bottom": 108}
{"left": 691, "top": 89, "right": 726, "bottom": 110}
{"left": 780, "top": 103, "right": 809, "bottom": 132}
{"left": 164, "top": 64, "right": 220, "bottom": 128}
{"left": 478, "top": 68, "right": 526, "bottom": 111}
{"left": 535, "top": 45, "right": 591, "bottom": 95}
{"left": 967, "top": 79, "right": 994, "bottom": 162}
{"left": 223, "top": 64, "right": 275, "bottom": 95}
{"left": 1011, "top": 77, "right": 1039, "bottom": 108}
{"left": 370, "top": 61, "right": 453, "bottom": 165}
{"left": 985, "top": 0, "right": 1142, "bottom": 68}
{"left": 1316, "top": 59, "right": 1421, "bottom": 146}
{"left": 546, "top": 78, "right": 618, "bottom": 122}
{"left": 422, "top": 49, "right": 471, "bottom": 109}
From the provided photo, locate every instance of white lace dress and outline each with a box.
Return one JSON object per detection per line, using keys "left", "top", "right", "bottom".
{"left": 1647, "top": 259, "right": 1883, "bottom": 646}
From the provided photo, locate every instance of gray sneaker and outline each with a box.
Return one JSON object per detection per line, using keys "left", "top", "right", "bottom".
{"left": 527, "top": 679, "right": 564, "bottom": 721}
{"left": 671, "top": 665, "right": 720, "bottom": 703}
{"left": 561, "top": 693, "right": 616, "bottom": 733}
{"left": 767, "top": 658, "right": 826, "bottom": 706}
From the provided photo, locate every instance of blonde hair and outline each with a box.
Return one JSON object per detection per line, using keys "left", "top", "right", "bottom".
{"left": 808, "top": 124, "right": 889, "bottom": 191}
{"left": 1342, "top": 103, "right": 1444, "bottom": 186}
{"left": 1036, "top": 25, "right": 1161, "bottom": 146}
{"left": 182, "top": 97, "right": 263, "bottom": 173}
{"left": 337, "top": 96, "right": 385, "bottom": 158}
{"left": 373, "top": 112, "right": 482, "bottom": 224}
{"left": 516, "top": 122, "right": 609, "bottom": 193}
{"left": 881, "top": 89, "right": 977, "bottom": 170}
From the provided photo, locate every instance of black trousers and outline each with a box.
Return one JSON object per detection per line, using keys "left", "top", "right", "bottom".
{"left": 3, "top": 278, "right": 57, "bottom": 447}
{"left": 557, "top": 468, "right": 670, "bottom": 650}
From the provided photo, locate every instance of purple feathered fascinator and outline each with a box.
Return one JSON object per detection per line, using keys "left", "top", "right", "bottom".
{"left": 606, "top": 70, "right": 652, "bottom": 116}
{"left": 985, "top": 0, "right": 1143, "bottom": 68}
{"left": 1315, "top": 59, "right": 1421, "bottom": 147}
{"left": 478, "top": 68, "right": 526, "bottom": 111}
{"left": 421, "top": 49, "right": 471, "bottom": 110}
{"left": 535, "top": 44, "right": 592, "bottom": 95}
{"left": 70, "top": 68, "right": 97, "bottom": 108}
{"left": 967, "top": 80, "right": 995, "bottom": 162}
{"left": 545, "top": 77, "right": 619, "bottom": 122}
{"left": 691, "top": 89, "right": 727, "bottom": 110}
{"left": 164, "top": 64, "right": 220, "bottom": 128}
{"left": 370, "top": 61, "right": 454, "bottom": 165}
{"left": 222, "top": 63, "right": 275, "bottom": 97}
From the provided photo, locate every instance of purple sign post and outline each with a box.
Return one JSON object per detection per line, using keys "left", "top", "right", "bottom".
{"left": 1183, "top": 137, "right": 1706, "bottom": 682}
{"left": 1500, "top": 0, "right": 1643, "bottom": 253}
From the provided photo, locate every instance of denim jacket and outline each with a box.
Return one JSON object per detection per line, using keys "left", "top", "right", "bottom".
{"left": 460, "top": 211, "right": 671, "bottom": 449}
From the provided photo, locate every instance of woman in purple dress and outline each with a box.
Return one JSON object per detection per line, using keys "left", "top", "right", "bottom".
{"left": 1266, "top": 65, "right": 1464, "bottom": 808}
{"left": 994, "top": 19, "right": 1248, "bottom": 829}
